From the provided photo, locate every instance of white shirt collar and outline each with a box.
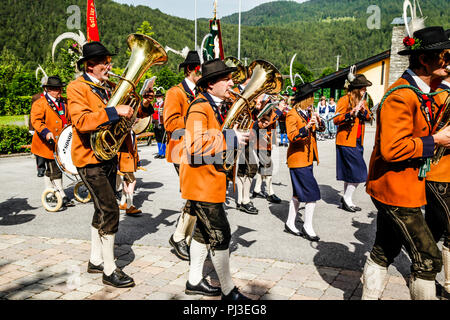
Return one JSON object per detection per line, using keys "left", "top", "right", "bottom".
{"left": 406, "top": 69, "right": 431, "bottom": 93}
{"left": 45, "top": 92, "right": 58, "bottom": 104}
{"left": 86, "top": 73, "right": 102, "bottom": 85}
{"left": 184, "top": 78, "right": 196, "bottom": 94}
{"left": 208, "top": 93, "right": 223, "bottom": 105}
{"left": 442, "top": 80, "right": 450, "bottom": 88}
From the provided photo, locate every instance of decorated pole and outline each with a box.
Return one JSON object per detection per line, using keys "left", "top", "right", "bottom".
{"left": 86, "top": 0, "right": 100, "bottom": 42}
{"left": 194, "top": 0, "right": 197, "bottom": 50}
{"left": 238, "top": 0, "right": 241, "bottom": 60}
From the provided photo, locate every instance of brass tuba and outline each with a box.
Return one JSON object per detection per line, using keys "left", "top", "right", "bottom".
{"left": 221, "top": 59, "right": 283, "bottom": 170}
{"left": 224, "top": 56, "right": 248, "bottom": 85}
{"left": 432, "top": 92, "right": 450, "bottom": 165}
{"left": 90, "top": 34, "right": 168, "bottom": 161}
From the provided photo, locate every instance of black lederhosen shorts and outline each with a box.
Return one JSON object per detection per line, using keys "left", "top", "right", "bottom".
{"left": 154, "top": 123, "right": 165, "bottom": 143}
{"left": 237, "top": 144, "right": 258, "bottom": 178}
{"left": 190, "top": 201, "right": 231, "bottom": 251}
{"left": 44, "top": 159, "right": 62, "bottom": 180}
{"left": 425, "top": 181, "right": 450, "bottom": 248}
{"left": 370, "top": 197, "right": 442, "bottom": 281}
{"left": 77, "top": 159, "right": 120, "bottom": 236}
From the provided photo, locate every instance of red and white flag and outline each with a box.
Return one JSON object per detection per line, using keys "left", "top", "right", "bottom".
{"left": 86, "top": 0, "right": 100, "bottom": 42}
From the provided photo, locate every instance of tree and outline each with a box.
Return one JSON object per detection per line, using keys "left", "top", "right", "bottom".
{"left": 137, "top": 21, "right": 155, "bottom": 37}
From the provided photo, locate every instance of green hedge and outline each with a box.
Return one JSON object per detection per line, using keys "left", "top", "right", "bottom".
{"left": 0, "top": 125, "right": 32, "bottom": 154}
{"left": 0, "top": 96, "right": 32, "bottom": 116}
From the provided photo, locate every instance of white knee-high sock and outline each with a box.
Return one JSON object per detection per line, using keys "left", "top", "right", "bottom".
{"left": 266, "top": 176, "right": 274, "bottom": 195}
{"left": 119, "top": 192, "right": 126, "bottom": 206}
{"left": 344, "top": 183, "right": 358, "bottom": 207}
{"left": 286, "top": 197, "right": 300, "bottom": 232}
{"left": 243, "top": 177, "right": 252, "bottom": 204}
{"left": 126, "top": 192, "right": 133, "bottom": 208}
{"left": 235, "top": 177, "right": 244, "bottom": 205}
{"left": 44, "top": 176, "right": 52, "bottom": 189}
{"left": 210, "top": 249, "right": 235, "bottom": 295}
{"left": 116, "top": 174, "right": 123, "bottom": 192}
{"left": 188, "top": 239, "right": 208, "bottom": 285}
{"left": 90, "top": 227, "right": 103, "bottom": 266}
{"left": 53, "top": 179, "right": 66, "bottom": 198}
{"left": 253, "top": 173, "right": 262, "bottom": 193}
{"left": 303, "top": 202, "right": 317, "bottom": 236}
{"left": 101, "top": 234, "right": 117, "bottom": 276}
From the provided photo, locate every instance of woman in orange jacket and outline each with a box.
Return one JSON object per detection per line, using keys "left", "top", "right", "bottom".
{"left": 333, "top": 74, "right": 373, "bottom": 212}
{"left": 285, "top": 83, "right": 325, "bottom": 242}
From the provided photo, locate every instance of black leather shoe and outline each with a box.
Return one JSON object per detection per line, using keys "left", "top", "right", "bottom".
{"left": 284, "top": 223, "right": 302, "bottom": 237}
{"left": 63, "top": 197, "right": 76, "bottom": 207}
{"left": 102, "top": 268, "right": 135, "bottom": 288}
{"left": 37, "top": 171, "right": 45, "bottom": 177}
{"left": 267, "top": 194, "right": 281, "bottom": 203}
{"left": 222, "top": 287, "right": 251, "bottom": 300}
{"left": 87, "top": 261, "right": 104, "bottom": 274}
{"left": 169, "top": 235, "right": 189, "bottom": 261}
{"left": 251, "top": 191, "right": 268, "bottom": 199}
{"left": 352, "top": 206, "right": 362, "bottom": 211}
{"left": 239, "top": 202, "right": 258, "bottom": 215}
{"left": 340, "top": 197, "right": 356, "bottom": 212}
{"left": 185, "top": 278, "right": 221, "bottom": 296}
{"left": 301, "top": 227, "right": 320, "bottom": 242}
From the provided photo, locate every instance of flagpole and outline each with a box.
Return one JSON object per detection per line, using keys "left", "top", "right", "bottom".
{"left": 194, "top": 0, "right": 197, "bottom": 50}
{"left": 238, "top": 0, "right": 241, "bottom": 60}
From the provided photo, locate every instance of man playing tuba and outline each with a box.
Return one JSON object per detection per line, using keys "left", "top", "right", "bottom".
{"left": 68, "top": 41, "right": 154, "bottom": 288}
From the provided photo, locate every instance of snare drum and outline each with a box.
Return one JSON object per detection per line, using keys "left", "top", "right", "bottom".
{"left": 54, "top": 125, "right": 78, "bottom": 175}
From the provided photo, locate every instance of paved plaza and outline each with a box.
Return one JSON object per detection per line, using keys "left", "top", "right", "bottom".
{"left": 0, "top": 126, "right": 446, "bottom": 300}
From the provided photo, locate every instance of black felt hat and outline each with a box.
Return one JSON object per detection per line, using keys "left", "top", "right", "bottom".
{"left": 155, "top": 89, "right": 164, "bottom": 97}
{"left": 77, "top": 41, "right": 116, "bottom": 69}
{"left": 197, "top": 59, "right": 237, "bottom": 88}
{"left": 179, "top": 51, "right": 201, "bottom": 71}
{"left": 292, "top": 83, "right": 317, "bottom": 102}
{"left": 398, "top": 26, "right": 450, "bottom": 55}
{"left": 42, "top": 75, "right": 66, "bottom": 88}
{"left": 348, "top": 74, "right": 372, "bottom": 89}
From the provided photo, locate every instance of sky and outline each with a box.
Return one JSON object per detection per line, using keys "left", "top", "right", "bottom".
{"left": 113, "top": 0, "right": 308, "bottom": 19}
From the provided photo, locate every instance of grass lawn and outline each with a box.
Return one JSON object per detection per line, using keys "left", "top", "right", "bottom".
{"left": 0, "top": 115, "right": 27, "bottom": 126}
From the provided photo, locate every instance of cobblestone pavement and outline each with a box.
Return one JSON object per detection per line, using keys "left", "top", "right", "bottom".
{"left": 0, "top": 234, "right": 414, "bottom": 300}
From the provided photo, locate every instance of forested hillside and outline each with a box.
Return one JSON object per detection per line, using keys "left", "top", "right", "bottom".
{"left": 1, "top": 0, "right": 449, "bottom": 77}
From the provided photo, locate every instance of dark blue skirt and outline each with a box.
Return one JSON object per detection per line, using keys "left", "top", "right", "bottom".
{"left": 289, "top": 165, "right": 321, "bottom": 202}
{"left": 336, "top": 138, "right": 367, "bottom": 183}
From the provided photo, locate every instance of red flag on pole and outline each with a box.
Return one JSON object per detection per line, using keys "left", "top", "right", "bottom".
{"left": 86, "top": 0, "right": 100, "bottom": 42}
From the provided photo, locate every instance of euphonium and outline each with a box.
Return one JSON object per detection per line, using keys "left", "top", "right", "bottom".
{"left": 221, "top": 60, "right": 283, "bottom": 170}
{"left": 90, "top": 34, "right": 168, "bottom": 161}
{"left": 224, "top": 56, "right": 247, "bottom": 85}
{"left": 432, "top": 92, "right": 450, "bottom": 165}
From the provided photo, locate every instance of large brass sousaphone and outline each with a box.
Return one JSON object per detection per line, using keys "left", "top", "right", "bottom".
{"left": 222, "top": 59, "right": 283, "bottom": 171}
{"left": 224, "top": 56, "right": 248, "bottom": 85}
{"left": 91, "top": 33, "right": 168, "bottom": 161}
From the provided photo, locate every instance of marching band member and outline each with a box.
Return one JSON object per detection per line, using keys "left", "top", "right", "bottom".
{"left": 252, "top": 96, "right": 283, "bottom": 204}
{"left": 153, "top": 89, "right": 166, "bottom": 159}
{"left": 363, "top": 26, "right": 450, "bottom": 300}
{"left": 181, "top": 58, "right": 250, "bottom": 300}
{"left": 68, "top": 41, "right": 154, "bottom": 288}
{"left": 31, "top": 76, "right": 75, "bottom": 209}
{"left": 234, "top": 74, "right": 258, "bottom": 215}
{"left": 284, "top": 83, "right": 325, "bottom": 241}
{"left": 334, "top": 74, "right": 373, "bottom": 212}
{"left": 30, "top": 92, "right": 47, "bottom": 177}
{"left": 163, "top": 51, "right": 202, "bottom": 261}
{"left": 425, "top": 71, "right": 450, "bottom": 298}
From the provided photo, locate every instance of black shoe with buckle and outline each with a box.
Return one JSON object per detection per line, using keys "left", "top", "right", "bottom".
{"left": 102, "top": 268, "right": 135, "bottom": 288}
{"left": 63, "top": 197, "right": 76, "bottom": 207}
{"left": 340, "top": 197, "right": 356, "bottom": 212}
{"left": 169, "top": 235, "right": 189, "bottom": 261}
{"left": 185, "top": 278, "right": 221, "bottom": 296}
{"left": 251, "top": 191, "right": 268, "bottom": 199}
{"left": 222, "top": 287, "right": 251, "bottom": 300}
{"left": 239, "top": 202, "right": 258, "bottom": 215}
{"left": 87, "top": 261, "right": 104, "bottom": 274}
{"left": 267, "top": 194, "right": 281, "bottom": 203}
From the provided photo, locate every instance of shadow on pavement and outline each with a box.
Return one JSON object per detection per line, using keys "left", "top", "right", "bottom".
{"left": 229, "top": 225, "right": 257, "bottom": 253}
{"left": 114, "top": 208, "right": 178, "bottom": 267}
{"left": 0, "top": 197, "right": 37, "bottom": 226}
{"left": 318, "top": 184, "right": 341, "bottom": 206}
